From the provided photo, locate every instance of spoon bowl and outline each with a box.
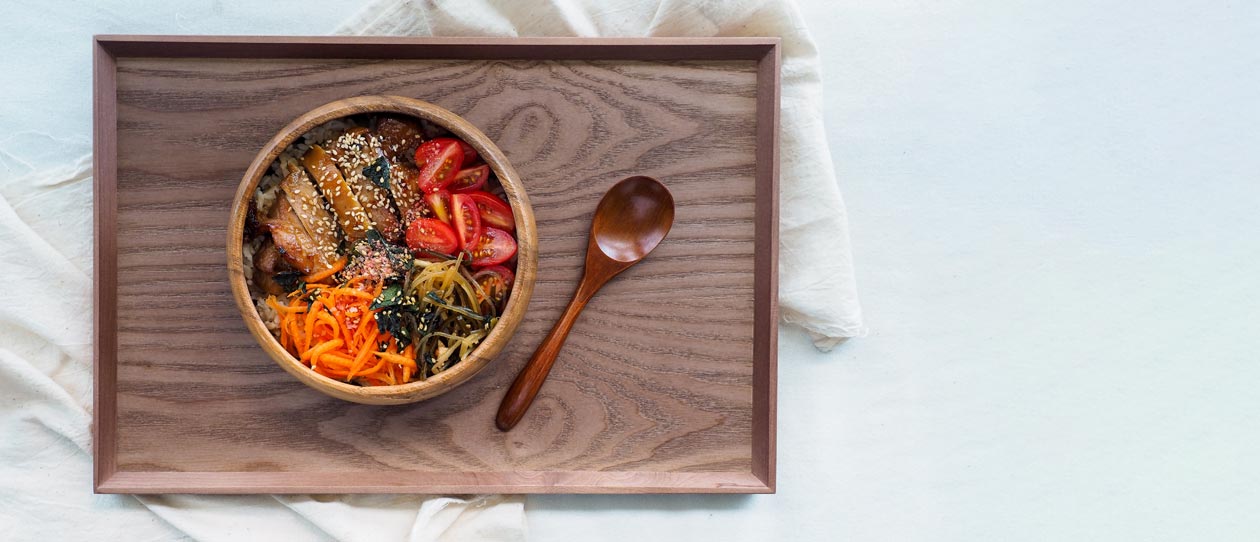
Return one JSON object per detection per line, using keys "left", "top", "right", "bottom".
{"left": 592, "top": 176, "right": 675, "bottom": 263}
{"left": 496, "top": 176, "right": 675, "bottom": 431}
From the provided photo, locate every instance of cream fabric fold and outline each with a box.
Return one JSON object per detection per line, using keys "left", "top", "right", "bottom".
{"left": 338, "top": 0, "right": 865, "bottom": 348}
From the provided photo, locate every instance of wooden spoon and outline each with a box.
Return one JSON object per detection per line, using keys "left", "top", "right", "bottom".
{"left": 496, "top": 176, "right": 675, "bottom": 431}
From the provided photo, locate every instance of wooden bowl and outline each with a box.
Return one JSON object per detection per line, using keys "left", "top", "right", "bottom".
{"left": 226, "top": 96, "right": 537, "bottom": 405}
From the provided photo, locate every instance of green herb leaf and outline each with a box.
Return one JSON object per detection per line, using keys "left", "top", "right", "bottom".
{"left": 375, "top": 304, "right": 421, "bottom": 347}
{"left": 371, "top": 284, "right": 406, "bottom": 310}
{"left": 273, "top": 271, "right": 304, "bottom": 291}
{"left": 363, "top": 157, "right": 390, "bottom": 191}
{"left": 385, "top": 243, "right": 415, "bottom": 275}
{"left": 372, "top": 284, "right": 426, "bottom": 348}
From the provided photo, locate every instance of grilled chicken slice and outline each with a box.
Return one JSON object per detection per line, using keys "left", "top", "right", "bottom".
{"left": 264, "top": 194, "right": 336, "bottom": 275}
{"left": 279, "top": 166, "right": 340, "bottom": 263}
{"left": 252, "top": 239, "right": 289, "bottom": 296}
{"left": 373, "top": 120, "right": 425, "bottom": 224}
{"left": 302, "top": 144, "right": 373, "bottom": 243}
{"left": 389, "top": 161, "right": 423, "bottom": 224}
{"left": 374, "top": 116, "right": 424, "bottom": 162}
{"left": 327, "top": 127, "right": 402, "bottom": 242}
{"left": 255, "top": 238, "right": 284, "bottom": 274}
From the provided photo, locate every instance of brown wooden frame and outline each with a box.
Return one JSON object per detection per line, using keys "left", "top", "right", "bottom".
{"left": 93, "top": 35, "right": 779, "bottom": 494}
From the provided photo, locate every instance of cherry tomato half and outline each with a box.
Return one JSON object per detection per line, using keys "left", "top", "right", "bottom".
{"left": 470, "top": 227, "right": 517, "bottom": 268}
{"left": 448, "top": 164, "right": 489, "bottom": 193}
{"left": 405, "top": 218, "right": 459, "bottom": 255}
{"left": 465, "top": 191, "right": 515, "bottom": 232}
{"left": 472, "top": 265, "right": 514, "bottom": 310}
{"left": 449, "top": 193, "right": 483, "bottom": 252}
{"left": 422, "top": 190, "right": 451, "bottom": 224}
{"left": 414, "top": 138, "right": 464, "bottom": 192}
{"left": 457, "top": 141, "right": 478, "bottom": 167}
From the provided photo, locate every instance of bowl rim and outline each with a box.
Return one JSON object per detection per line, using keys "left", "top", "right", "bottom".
{"left": 226, "top": 95, "right": 537, "bottom": 405}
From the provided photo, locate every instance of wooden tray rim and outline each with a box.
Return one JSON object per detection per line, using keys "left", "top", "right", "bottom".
{"left": 93, "top": 35, "right": 779, "bottom": 494}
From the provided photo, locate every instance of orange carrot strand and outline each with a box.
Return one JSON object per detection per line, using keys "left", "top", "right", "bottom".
{"left": 302, "top": 257, "right": 347, "bottom": 283}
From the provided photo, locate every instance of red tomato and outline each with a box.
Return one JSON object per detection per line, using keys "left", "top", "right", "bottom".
{"left": 457, "top": 141, "right": 478, "bottom": 167}
{"left": 449, "top": 193, "right": 483, "bottom": 252}
{"left": 414, "top": 138, "right": 464, "bottom": 192}
{"left": 405, "top": 218, "right": 459, "bottom": 255}
{"left": 472, "top": 265, "right": 514, "bottom": 310}
{"left": 465, "top": 191, "right": 515, "bottom": 232}
{"left": 423, "top": 190, "right": 451, "bottom": 223}
{"left": 470, "top": 227, "right": 517, "bottom": 267}
{"left": 474, "top": 264, "right": 514, "bottom": 286}
{"left": 448, "top": 164, "right": 489, "bottom": 193}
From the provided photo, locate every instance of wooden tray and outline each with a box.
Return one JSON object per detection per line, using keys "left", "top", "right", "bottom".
{"left": 93, "top": 35, "right": 779, "bottom": 494}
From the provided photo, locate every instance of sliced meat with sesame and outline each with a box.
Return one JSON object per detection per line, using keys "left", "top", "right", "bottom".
{"left": 279, "top": 165, "right": 340, "bottom": 264}
{"left": 374, "top": 116, "right": 424, "bottom": 162}
{"left": 372, "top": 120, "right": 428, "bottom": 224}
{"left": 327, "top": 127, "right": 402, "bottom": 242}
{"left": 263, "top": 193, "right": 337, "bottom": 275}
{"left": 388, "top": 161, "right": 423, "bottom": 224}
{"left": 302, "top": 144, "right": 373, "bottom": 243}
{"left": 373, "top": 120, "right": 425, "bottom": 225}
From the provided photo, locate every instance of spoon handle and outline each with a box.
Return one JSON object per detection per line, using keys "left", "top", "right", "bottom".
{"left": 496, "top": 279, "right": 599, "bottom": 431}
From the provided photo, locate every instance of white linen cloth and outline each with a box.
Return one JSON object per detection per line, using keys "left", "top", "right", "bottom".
{"left": 0, "top": 3, "right": 519, "bottom": 538}
{"left": 0, "top": 0, "right": 860, "bottom": 540}
{"left": 338, "top": 0, "right": 865, "bottom": 347}
{"left": 0, "top": 163, "right": 526, "bottom": 537}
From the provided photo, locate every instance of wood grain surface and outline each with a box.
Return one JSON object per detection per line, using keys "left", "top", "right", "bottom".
{"left": 496, "top": 176, "right": 674, "bottom": 431}
{"left": 95, "top": 36, "right": 778, "bottom": 494}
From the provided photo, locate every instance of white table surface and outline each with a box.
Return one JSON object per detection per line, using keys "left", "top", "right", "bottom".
{"left": 5, "top": 1, "right": 1257, "bottom": 540}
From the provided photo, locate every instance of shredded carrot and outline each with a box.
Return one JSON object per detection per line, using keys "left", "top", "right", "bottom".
{"left": 269, "top": 280, "right": 419, "bottom": 385}
{"left": 320, "top": 352, "right": 356, "bottom": 366}
{"left": 327, "top": 287, "right": 376, "bottom": 301}
{"left": 347, "top": 331, "right": 378, "bottom": 379}
{"left": 303, "top": 257, "right": 347, "bottom": 283}
{"left": 343, "top": 274, "right": 371, "bottom": 288}
{"left": 285, "top": 319, "right": 301, "bottom": 351}
{"left": 374, "top": 350, "right": 417, "bottom": 368}
{"left": 303, "top": 300, "right": 323, "bottom": 353}
{"left": 302, "top": 338, "right": 343, "bottom": 362}
{"left": 355, "top": 313, "right": 375, "bottom": 344}
{"left": 316, "top": 312, "right": 341, "bottom": 342}
{"left": 267, "top": 296, "right": 307, "bottom": 314}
